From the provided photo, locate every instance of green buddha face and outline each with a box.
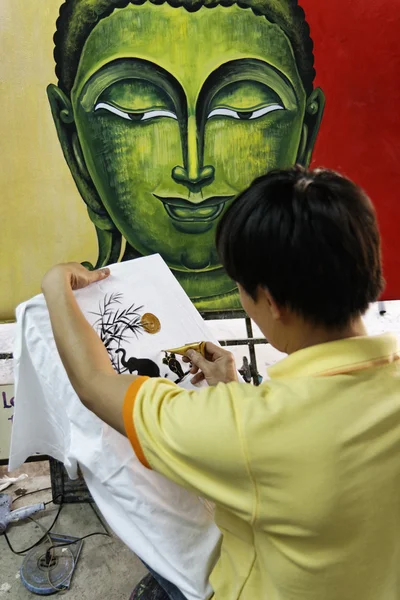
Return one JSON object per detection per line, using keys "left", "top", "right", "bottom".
{"left": 49, "top": 3, "right": 324, "bottom": 310}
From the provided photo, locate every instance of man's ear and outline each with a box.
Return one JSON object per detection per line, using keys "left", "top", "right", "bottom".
{"left": 296, "top": 87, "right": 326, "bottom": 167}
{"left": 47, "top": 84, "right": 121, "bottom": 267}
{"left": 262, "top": 288, "right": 282, "bottom": 321}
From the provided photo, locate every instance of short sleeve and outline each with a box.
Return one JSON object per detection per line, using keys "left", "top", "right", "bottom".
{"left": 124, "top": 377, "right": 253, "bottom": 512}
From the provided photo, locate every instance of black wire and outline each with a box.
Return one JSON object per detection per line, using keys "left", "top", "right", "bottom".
{"left": 44, "top": 531, "right": 110, "bottom": 563}
{"left": 44, "top": 503, "right": 111, "bottom": 563}
{"left": 3, "top": 483, "right": 112, "bottom": 568}
{"left": 1, "top": 499, "right": 63, "bottom": 556}
{"left": 45, "top": 495, "right": 62, "bottom": 506}
{"left": 11, "top": 487, "right": 52, "bottom": 505}
{"left": 2, "top": 492, "right": 111, "bottom": 562}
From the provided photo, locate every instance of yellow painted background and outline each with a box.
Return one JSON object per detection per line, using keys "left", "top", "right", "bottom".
{"left": 0, "top": 0, "right": 97, "bottom": 321}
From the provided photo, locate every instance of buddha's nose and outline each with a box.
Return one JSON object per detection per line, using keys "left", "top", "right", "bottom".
{"left": 171, "top": 165, "right": 215, "bottom": 193}
{"left": 172, "top": 115, "right": 215, "bottom": 193}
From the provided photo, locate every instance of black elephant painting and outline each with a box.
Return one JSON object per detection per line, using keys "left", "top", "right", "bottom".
{"left": 115, "top": 348, "right": 160, "bottom": 378}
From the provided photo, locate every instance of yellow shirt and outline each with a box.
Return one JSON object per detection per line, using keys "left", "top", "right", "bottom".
{"left": 123, "top": 334, "right": 400, "bottom": 600}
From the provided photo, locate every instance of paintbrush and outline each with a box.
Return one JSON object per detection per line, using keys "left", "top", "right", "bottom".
{"left": 162, "top": 342, "right": 206, "bottom": 357}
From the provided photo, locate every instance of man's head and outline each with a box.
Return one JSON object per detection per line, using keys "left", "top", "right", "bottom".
{"left": 217, "top": 167, "right": 384, "bottom": 349}
{"left": 47, "top": 0, "right": 325, "bottom": 308}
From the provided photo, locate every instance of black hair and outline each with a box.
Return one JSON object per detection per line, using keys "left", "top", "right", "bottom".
{"left": 53, "top": 0, "right": 315, "bottom": 96}
{"left": 216, "top": 167, "right": 384, "bottom": 328}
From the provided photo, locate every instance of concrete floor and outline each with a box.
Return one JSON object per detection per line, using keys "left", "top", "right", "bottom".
{"left": 0, "top": 462, "right": 147, "bottom": 599}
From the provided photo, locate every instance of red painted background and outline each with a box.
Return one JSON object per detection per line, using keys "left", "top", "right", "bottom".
{"left": 302, "top": 0, "right": 400, "bottom": 300}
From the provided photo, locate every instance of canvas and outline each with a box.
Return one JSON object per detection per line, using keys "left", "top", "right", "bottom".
{"left": 1, "top": 0, "right": 399, "bottom": 319}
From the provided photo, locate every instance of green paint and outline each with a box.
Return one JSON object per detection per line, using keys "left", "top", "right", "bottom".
{"left": 48, "top": 1, "right": 325, "bottom": 310}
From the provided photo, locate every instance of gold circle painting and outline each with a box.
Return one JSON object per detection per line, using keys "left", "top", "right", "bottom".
{"left": 141, "top": 313, "right": 161, "bottom": 334}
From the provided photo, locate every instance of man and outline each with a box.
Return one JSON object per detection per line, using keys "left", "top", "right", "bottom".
{"left": 48, "top": 0, "right": 324, "bottom": 310}
{"left": 41, "top": 166, "right": 400, "bottom": 599}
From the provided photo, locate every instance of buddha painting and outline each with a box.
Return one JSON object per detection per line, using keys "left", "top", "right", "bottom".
{"left": 48, "top": 0, "right": 325, "bottom": 310}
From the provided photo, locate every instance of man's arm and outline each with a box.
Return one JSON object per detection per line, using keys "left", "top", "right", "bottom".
{"left": 41, "top": 262, "right": 238, "bottom": 436}
{"left": 41, "top": 263, "right": 138, "bottom": 435}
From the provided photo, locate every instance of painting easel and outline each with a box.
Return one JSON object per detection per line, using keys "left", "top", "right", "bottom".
{"left": 201, "top": 311, "right": 267, "bottom": 386}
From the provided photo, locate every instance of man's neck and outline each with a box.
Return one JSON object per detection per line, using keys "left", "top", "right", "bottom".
{"left": 285, "top": 317, "right": 367, "bottom": 355}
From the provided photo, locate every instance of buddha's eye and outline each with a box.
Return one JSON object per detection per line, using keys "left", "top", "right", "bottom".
{"left": 208, "top": 104, "right": 284, "bottom": 120}
{"left": 94, "top": 102, "right": 178, "bottom": 121}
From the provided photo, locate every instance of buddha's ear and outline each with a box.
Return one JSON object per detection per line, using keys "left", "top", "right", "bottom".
{"left": 296, "top": 87, "right": 325, "bottom": 167}
{"left": 47, "top": 84, "right": 104, "bottom": 215}
{"left": 47, "top": 84, "right": 121, "bottom": 267}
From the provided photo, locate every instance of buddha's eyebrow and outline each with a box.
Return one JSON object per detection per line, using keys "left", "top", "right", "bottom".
{"left": 79, "top": 58, "right": 186, "bottom": 113}
{"left": 197, "top": 58, "right": 299, "bottom": 111}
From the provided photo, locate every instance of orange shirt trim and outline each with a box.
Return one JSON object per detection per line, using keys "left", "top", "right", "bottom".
{"left": 123, "top": 377, "right": 151, "bottom": 469}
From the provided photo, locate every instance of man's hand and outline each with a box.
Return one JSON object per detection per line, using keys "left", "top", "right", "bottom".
{"left": 42, "top": 263, "right": 110, "bottom": 293}
{"left": 184, "top": 342, "right": 238, "bottom": 386}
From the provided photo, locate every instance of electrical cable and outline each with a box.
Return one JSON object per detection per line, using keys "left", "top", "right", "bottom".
{"left": 27, "top": 516, "right": 76, "bottom": 594}
{"left": 3, "top": 491, "right": 111, "bottom": 595}
{"left": 43, "top": 502, "right": 111, "bottom": 564}
{"left": 42, "top": 517, "right": 110, "bottom": 594}
{"left": 1, "top": 499, "right": 63, "bottom": 555}
{"left": 11, "top": 487, "right": 52, "bottom": 505}
{"left": 45, "top": 494, "right": 62, "bottom": 506}
{"left": 44, "top": 531, "right": 110, "bottom": 564}
{"left": 41, "top": 545, "right": 76, "bottom": 594}
{"left": 27, "top": 504, "right": 109, "bottom": 594}
{"left": 27, "top": 516, "right": 53, "bottom": 544}
{"left": 2, "top": 496, "right": 110, "bottom": 558}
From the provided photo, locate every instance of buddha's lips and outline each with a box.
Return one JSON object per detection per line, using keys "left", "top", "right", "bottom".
{"left": 154, "top": 195, "right": 233, "bottom": 222}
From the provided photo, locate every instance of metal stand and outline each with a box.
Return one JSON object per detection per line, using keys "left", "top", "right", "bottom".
{"left": 201, "top": 311, "right": 267, "bottom": 386}
{"left": 49, "top": 459, "right": 92, "bottom": 504}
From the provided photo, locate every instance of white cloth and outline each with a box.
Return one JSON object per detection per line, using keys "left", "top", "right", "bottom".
{"left": 0, "top": 322, "right": 15, "bottom": 385}
{"left": 0, "top": 474, "right": 27, "bottom": 492}
{"left": 10, "top": 255, "right": 221, "bottom": 600}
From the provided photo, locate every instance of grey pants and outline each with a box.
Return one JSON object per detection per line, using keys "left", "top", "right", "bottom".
{"left": 143, "top": 562, "right": 188, "bottom": 600}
